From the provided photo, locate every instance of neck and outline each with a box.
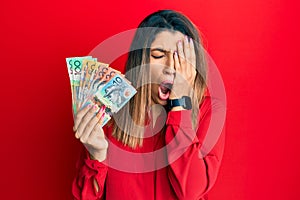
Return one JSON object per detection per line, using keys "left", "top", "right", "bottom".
{"left": 149, "top": 104, "right": 167, "bottom": 129}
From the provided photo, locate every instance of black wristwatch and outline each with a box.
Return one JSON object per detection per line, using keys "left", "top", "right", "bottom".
{"left": 167, "top": 96, "right": 192, "bottom": 110}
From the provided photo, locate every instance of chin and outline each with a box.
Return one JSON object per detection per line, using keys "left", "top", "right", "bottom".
{"left": 158, "top": 101, "right": 167, "bottom": 106}
{"left": 157, "top": 97, "right": 168, "bottom": 106}
{"left": 151, "top": 96, "right": 167, "bottom": 106}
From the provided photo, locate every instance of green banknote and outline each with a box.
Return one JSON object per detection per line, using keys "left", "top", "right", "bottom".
{"left": 66, "top": 56, "right": 94, "bottom": 114}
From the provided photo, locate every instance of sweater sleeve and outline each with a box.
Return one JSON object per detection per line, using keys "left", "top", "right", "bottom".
{"left": 72, "top": 146, "right": 108, "bottom": 200}
{"left": 165, "top": 96, "right": 226, "bottom": 200}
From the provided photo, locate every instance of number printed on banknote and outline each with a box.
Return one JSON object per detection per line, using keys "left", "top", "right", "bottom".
{"left": 95, "top": 74, "right": 137, "bottom": 113}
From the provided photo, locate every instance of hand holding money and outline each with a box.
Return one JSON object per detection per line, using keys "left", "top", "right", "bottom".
{"left": 66, "top": 56, "right": 136, "bottom": 161}
{"left": 73, "top": 104, "right": 108, "bottom": 162}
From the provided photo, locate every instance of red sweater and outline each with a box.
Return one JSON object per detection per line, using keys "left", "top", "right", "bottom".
{"left": 72, "top": 94, "right": 225, "bottom": 200}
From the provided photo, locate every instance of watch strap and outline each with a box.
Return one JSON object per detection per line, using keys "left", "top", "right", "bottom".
{"left": 168, "top": 98, "right": 181, "bottom": 108}
{"left": 167, "top": 96, "right": 192, "bottom": 110}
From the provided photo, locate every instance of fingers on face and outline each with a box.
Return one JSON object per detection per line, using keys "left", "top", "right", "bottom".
{"left": 183, "top": 36, "right": 191, "bottom": 61}
{"left": 189, "top": 37, "right": 196, "bottom": 66}
{"left": 189, "top": 38, "right": 197, "bottom": 79}
{"left": 177, "top": 40, "right": 185, "bottom": 68}
{"left": 173, "top": 51, "right": 180, "bottom": 70}
{"left": 176, "top": 36, "right": 196, "bottom": 69}
{"left": 174, "top": 36, "right": 197, "bottom": 83}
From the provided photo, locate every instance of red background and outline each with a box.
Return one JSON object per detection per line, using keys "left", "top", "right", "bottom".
{"left": 1, "top": 0, "right": 300, "bottom": 199}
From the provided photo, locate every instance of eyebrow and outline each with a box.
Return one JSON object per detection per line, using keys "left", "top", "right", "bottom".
{"left": 150, "top": 48, "right": 171, "bottom": 53}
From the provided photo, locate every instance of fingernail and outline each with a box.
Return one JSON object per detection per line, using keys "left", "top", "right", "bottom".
{"left": 178, "top": 40, "right": 182, "bottom": 46}
{"left": 93, "top": 104, "right": 98, "bottom": 110}
{"left": 75, "top": 131, "right": 79, "bottom": 139}
{"left": 100, "top": 112, "right": 106, "bottom": 121}
{"left": 98, "top": 112, "right": 106, "bottom": 122}
{"left": 185, "top": 35, "right": 189, "bottom": 43}
{"left": 88, "top": 104, "right": 92, "bottom": 108}
{"left": 96, "top": 106, "right": 104, "bottom": 117}
{"left": 100, "top": 106, "right": 105, "bottom": 113}
{"left": 189, "top": 37, "right": 194, "bottom": 44}
{"left": 174, "top": 51, "right": 178, "bottom": 57}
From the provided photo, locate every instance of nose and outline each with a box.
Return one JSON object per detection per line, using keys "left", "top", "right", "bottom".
{"left": 163, "top": 52, "right": 175, "bottom": 76}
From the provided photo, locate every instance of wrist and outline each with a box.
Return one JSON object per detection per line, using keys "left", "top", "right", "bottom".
{"left": 169, "top": 93, "right": 188, "bottom": 100}
{"left": 89, "top": 149, "right": 107, "bottom": 162}
{"left": 170, "top": 106, "right": 185, "bottom": 111}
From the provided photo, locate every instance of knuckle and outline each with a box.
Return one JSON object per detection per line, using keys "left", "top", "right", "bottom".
{"left": 79, "top": 137, "right": 86, "bottom": 144}
{"left": 99, "top": 139, "right": 108, "bottom": 149}
{"left": 94, "top": 123, "right": 101, "bottom": 131}
{"left": 92, "top": 116, "right": 99, "bottom": 124}
{"left": 103, "top": 139, "right": 108, "bottom": 148}
{"left": 81, "top": 117, "right": 89, "bottom": 125}
{"left": 86, "top": 138, "right": 93, "bottom": 146}
{"left": 103, "top": 139, "right": 109, "bottom": 148}
{"left": 75, "top": 114, "right": 82, "bottom": 122}
{"left": 86, "top": 123, "right": 93, "bottom": 130}
{"left": 88, "top": 109, "right": 94, "bottom": 114}
{"left": 74, "top": 131, "right": 79, "bottom": 139}
{"left": 77, "top": 108, "right": 87, "bottom": 117}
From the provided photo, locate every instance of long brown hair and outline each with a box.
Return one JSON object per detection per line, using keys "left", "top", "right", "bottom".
{"left": 111, "top": 10, "right": 207, "bottom": 148}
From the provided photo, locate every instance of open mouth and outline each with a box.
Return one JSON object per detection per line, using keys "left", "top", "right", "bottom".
{"left": 158, "top": 81, "right": 173, "bottom": 100}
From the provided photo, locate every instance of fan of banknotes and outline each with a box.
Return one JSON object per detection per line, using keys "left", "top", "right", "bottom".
{"left": 66, "top": 56, "right": 137, "bottom": 127}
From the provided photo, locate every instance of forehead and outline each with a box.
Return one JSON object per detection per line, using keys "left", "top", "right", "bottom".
{"left": 150, "top": 31, "right": 185, "bottom": 52}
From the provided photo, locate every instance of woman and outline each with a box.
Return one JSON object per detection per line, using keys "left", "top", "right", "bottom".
{"left": 72, "top": 10, "right": 225, "bottom": 200}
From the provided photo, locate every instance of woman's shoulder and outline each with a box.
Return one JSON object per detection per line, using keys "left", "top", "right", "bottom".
{"left": 199, "top": 88, "right": 211, "bottom": 109}
{"left": 199, "top": 88, "right": 225, "bottom": 120}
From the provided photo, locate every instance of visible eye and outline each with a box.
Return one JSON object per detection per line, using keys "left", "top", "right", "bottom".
{"left": 151, "top": 55, "right": 165, "bottom": 59}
